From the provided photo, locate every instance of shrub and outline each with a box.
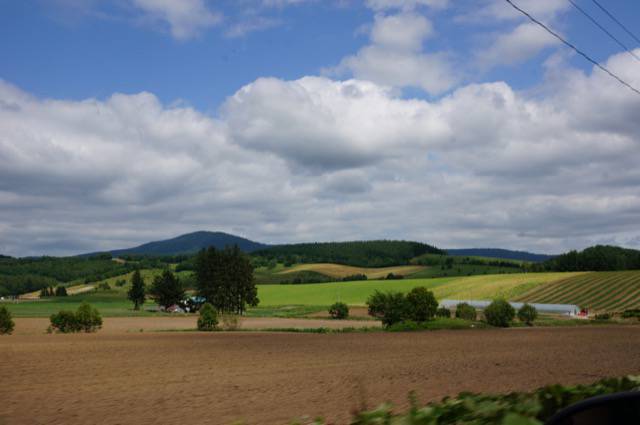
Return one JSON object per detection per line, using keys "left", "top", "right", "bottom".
{"left": 75, "top": 302, "right": 102, "bottom": 332}
{"left": 221, "top": 314, "right": 241, "bottom": 331}
{"left": 342, "top": 274, "right": 367, "bottom": 282}
{"left": 96, "top": 282, "right": 111, "bottom": 291}
{"left": 49, "top": 303, "right": 102, "bottom": 333}
{"left": 405, "top": 287, "right": 438, "bottom": 322}
{"left": 366, "top": 291, "right": 408, "bottom": 327}
{"left": 0, "top": 305, "right": 15, "bottom": 335}
{"left": 621, "top": 308, "right": 640, "bottom": 319}
{"left": 54, "top": 286, "right": 68, "bottom": 297}
{"left": 329, "top": 302, "right": 349, "bottom": 319}
{"left": 50, "top": 311, "right": 81, "bottom": 333}
{"left": 484, "top": 299, "right": 515, "bottom": 327}
{"left": 115, "top": 279, "right": 127, "bottom": 287}
{"left": 595, "top": 313, "right": 611, "bottom": 321}
{"left": 436, "top": 306, "right": 451, "bottom": 318}
{"left": 517, "top": 303, "right": 538, "bottom": 325}
{"left": 386, "top": 273, "right": 404, "bottom": 280}
{"left": 455, "top": 303, "right": 477, "bottom": 321}
{"left": 197, "top": 303, "right": 218, "bottom": 331}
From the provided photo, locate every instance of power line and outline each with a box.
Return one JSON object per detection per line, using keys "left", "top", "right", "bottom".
{"left": 590, "top": 0, "right": 640, "bottom": 46}
{"left": 567, "top": 0, "right": 640, "bottom": 63}
{"left": 503, "top": 0, "right": 640, "bottom": 97}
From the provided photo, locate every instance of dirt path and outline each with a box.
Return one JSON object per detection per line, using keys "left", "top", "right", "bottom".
{"left": 11, "top": 316, "right": 381, "bottom": 335}
{"left": 1, "top": 327, "right": 639, "bottom": 425}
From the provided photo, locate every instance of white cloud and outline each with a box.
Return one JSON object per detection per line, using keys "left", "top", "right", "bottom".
{"left": 131, "top": 0, "right": 222, "bottom": 40}
{"left": 1, "top": 50, "right": 640, "bottom": 256}
{"left": 366, "top": 0, "right": 449, "bottom": 11}
{"left": 331, "top": 13, "right": 457, "bottom": 94}
{"left": 478, "top": 22, "right": 560, "bottom": 68}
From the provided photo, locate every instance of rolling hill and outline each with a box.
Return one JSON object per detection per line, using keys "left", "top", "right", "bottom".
{"left": 103, "top": 231, "right": 269, "bottom": 256}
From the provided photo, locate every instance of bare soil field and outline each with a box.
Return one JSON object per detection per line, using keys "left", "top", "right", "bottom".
{"left": 1, "top": 327, "right": 639, "bottom": 425}
{"left": 10, "top": 316, "right": 380, "bottom": 335}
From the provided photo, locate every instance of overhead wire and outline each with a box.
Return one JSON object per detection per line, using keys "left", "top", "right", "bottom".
{"left": 503, "top": 0, "right": 640, "bottom": 97}
{"left": 590, "top": 0, "right": 640, "bottom": 45}
{"left": 567, "top": 0, "right": 640, "bottom": 63}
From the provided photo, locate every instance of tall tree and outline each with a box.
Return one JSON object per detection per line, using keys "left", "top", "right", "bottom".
{"left": 127, "top": 269, "right": 146, "bottom": 310}
{"left": 195, "top": 245, "right": 258, "bottom": 314}
{"left": 149, "top": 270, "right": 185, "bottom": 309}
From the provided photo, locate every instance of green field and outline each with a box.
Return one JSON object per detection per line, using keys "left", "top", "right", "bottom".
{"left": 516, "top": 270, "right": 640, "bottom": 312}
{"left": 256, "top": 272, "right": 576, "bottom": 306}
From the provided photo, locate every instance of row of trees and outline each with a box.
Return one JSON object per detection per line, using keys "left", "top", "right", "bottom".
{"left": 537, "top": 245, "right": 640, "bottom": 272}
{"left": 252, "top": 240, "right": 444, "bottom": 268}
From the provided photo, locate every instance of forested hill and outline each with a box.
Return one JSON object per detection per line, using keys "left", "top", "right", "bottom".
{"left": 96, "top": 231, "right": 268, "bottom": 256}
{"left": 253, "top": 240, "right": 444, "bottom": 267}
{"left": 446, "top": 248, "right": 553, "bottom": 263}
{"left": 538, "top": 245, "right": 640, "bottom": 272}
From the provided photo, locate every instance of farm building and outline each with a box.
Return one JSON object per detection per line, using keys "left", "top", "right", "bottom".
{"left": 440, "top": 299, "right": 579, "bottom": 315}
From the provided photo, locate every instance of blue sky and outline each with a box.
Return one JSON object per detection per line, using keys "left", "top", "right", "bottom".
{"left": 1, "top": 0, "right": 640, "bottom": 256}
{"left": 2, "top": 0, "right": 638, "bottom": 109}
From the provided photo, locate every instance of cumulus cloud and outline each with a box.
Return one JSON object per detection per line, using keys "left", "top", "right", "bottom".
{"left": 331, "top": 13, "right": 457, "bottom": 94}
{"left": 1, "top": 49, "right": 640, "bottom": 256}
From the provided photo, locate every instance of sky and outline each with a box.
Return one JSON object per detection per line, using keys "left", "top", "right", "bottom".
{"left": 1, "top": 0, "right": 640, "bottom": 257}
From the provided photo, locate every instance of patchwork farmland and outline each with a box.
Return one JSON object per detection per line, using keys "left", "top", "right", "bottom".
{"left": 516, "top": 270, "right": 640, "bottom": 312}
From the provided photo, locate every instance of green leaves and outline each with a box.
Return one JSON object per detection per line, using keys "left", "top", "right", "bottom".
{"left": 347, "top": 376, "right": 640, "bottom": 425}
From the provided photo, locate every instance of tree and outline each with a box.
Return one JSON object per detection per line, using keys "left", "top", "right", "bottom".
{"left": 329, "top": 302, "right": 349, "bottom": 319}
{"left": 75, "top": 302, "right": 102, "bottom": 332}
{"left": 197, "top": 303, "right": 218, "bottom": 331}
{"left": 128, "top": 269, "right": 146, "bottom": 310}
{"left": 517, "top": 303, "right": 538, "bottom": 325}
{"left": 54, "top": 286, "right": 68, "bottom": 297}
{"left": 195, "top": 246, "right": 258, "bottom": 314}
{"left": 366, "top": 290, "right": 408, "bottom": 327}
{"left": 455, "top": 303, "right": 477, "bottom": 321}
{"left": 405, "top": 287, "right": 438, "bottom": 322}
{"left": 484, "top": 299, "right": 516, "bottom": 327}
{"left": 149, "top": 270, "right": 185, "bottom": 310}
{"left": 0, "top": 305, "right": 14, "bottom": 335}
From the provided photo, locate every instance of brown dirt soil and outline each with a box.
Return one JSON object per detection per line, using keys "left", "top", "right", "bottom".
{"left": 10, "top": 316, "right": 381, "bottom": 335}
{"left": 1, "top": 327, "right": 640, "bottom": 425}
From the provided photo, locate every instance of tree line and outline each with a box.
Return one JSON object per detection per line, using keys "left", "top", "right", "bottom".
{"left": 535, "top": 245, "right": 640, "bottom": 272}
{"left": 251, "top": 240, "right": 445, "bottom": 268}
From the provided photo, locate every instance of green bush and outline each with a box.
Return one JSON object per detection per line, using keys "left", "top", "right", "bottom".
{"left": 517, "top": 303, "right": 538, "bottom": 325}
{"left": 0, "top": 305, "right": 15, "bottom": 335}
{"left": 75, "top": 302, "right": 102, "bottom": 332}
{"left": 197, "top": 303, "right": 218, "bottom": 331}
{"left": 366, "top": 291, "right": 408, "bottom": 327}
{"left": 328, "top": 302, "right": 349, "bottom": 319}
{"left": 54, "top": 286, "right": 68, "bottom": 297}
{"left": 435, "top": 306, "right": 451, "bottom": 318}
{"left": 484, "top": 299, "right": 516, "bottom": 327}
{"left": 349, "top": 376, "right": 640, "bottom": 425}
{"left": 455, "top": 302, "right": 476, "bottom": 321}
{"left": 49, "top": 310, "right": 81, "bottom": 333}
{"left": 595, "top": 313, "right": 611, "bottom": 321}
{"left": 405, "top": 287, "right": 438, "bottom": 322}
{"left": 621, "top": 308, "right": 640, "bottom": 319}
{"left": 49, "top": 303, "right": 102, "bottom": 333}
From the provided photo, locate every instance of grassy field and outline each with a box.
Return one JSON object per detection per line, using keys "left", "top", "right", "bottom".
{"left": 516, "top": 270, "right": 640, "bottom": 312}
{"left": 256, "top": 272, "right": 576, "bottom": 306}
{"left": 278, "top": 263, "right": 426, "bottom": 279}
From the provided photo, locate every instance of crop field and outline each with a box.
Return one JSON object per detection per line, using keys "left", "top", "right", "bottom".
{"left": 257, "top": 272, "right": 577, "bottom": 306}
{"left": 2, "top": 327, "right": 640, "bottom": 425}
{"left": 278, "top": 263, "right": 427, "bottom": 279}
{"left": 516, "top": 270, "right": 640, "bottom": 312}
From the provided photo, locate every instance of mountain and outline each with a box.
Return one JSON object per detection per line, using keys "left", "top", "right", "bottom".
{"left": 446, "top": 248, "right": 554, "bottom": 263}
{"left": 103, "top": 231, "right": 269, "bottom": 256}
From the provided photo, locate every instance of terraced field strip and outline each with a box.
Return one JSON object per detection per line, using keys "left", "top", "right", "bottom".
{"left": 516, "top": 271, "right": 640, "bottom": 312}
{"left": 277, "top": 263, "right": 427, "bottom": 279}
{"left": 519, "top": 273, "right": 600, "bottom": 303}
{"left": 257, "top": 272, "right": 576, "bottom": 306}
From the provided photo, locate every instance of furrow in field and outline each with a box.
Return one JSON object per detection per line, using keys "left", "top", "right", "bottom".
{"left": 517, "top": 273, "right": 596, "bottom": 302}
{"left": 597, "top": 280, "right": 640, "bottom": 311}
{"left": 553, "top": 273, "right": 632, "bottom": 305}
{"left": 586, "top": 275, "right": 640, "bottom": 309}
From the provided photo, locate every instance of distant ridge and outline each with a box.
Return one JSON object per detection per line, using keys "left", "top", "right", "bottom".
{"left": 446, "top": 248, "right": 553, "bottom": 263}
{"left": 96, "top": 231, "right": 269, "bottom": 256}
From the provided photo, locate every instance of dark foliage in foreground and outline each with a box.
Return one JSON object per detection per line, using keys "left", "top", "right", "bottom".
{"left": 349, "top": 376, "right": 640, "bottom": 425}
